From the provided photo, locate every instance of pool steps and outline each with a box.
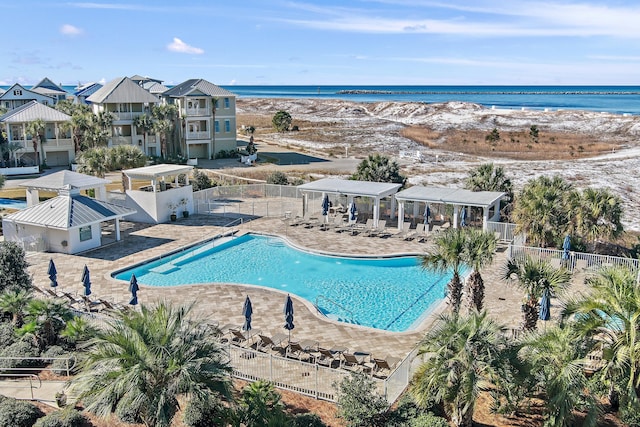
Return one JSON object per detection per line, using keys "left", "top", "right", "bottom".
{"left": 149, "top": 234, "right": 237, "bottom": 274}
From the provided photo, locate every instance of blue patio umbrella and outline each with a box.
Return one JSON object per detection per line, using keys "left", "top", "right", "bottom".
{"left": 283, "top": 294, "right": 295, "bottom": 342}
{"left": 81, "top": 265, "right": 91, "bottom": 297}
{"left": 128, "top": 274, "right": 139, "bottom": 306}
{"left": 539, "top": 288, "right": 551, "bottom": 322}
{"left": 424, "top": 205, "right": 431, "bottom": 225}
{"left": 321, "top": 194, "right": 330, "bottom": 218}
{"left": 349, "top": 202, "right": 357, "bottom": 222}
{"left": 47, "top": 258, "right": 58, "bottom": 293}
{"left": 562, "top": 235, "right": 571, "bottom": 261}
{"left": 242, "top": 295, "right": 253, "bottom": 331}
{"left": 460, "top": 207, "right": 467, "bottom": 227}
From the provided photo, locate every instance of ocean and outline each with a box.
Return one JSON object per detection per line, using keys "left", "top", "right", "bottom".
{"left": 5, "top": 84, "right": 639, "bottom": 115}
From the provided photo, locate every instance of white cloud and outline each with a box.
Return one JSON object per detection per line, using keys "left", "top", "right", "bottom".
{"left": 228, "top": 79, "right": 237, "bottom": 85}
{"left": 60, "top": 24, "right": 83, "bottom": 36}
{"left": 166, "top": 38, "right": 204, "bottom": 55}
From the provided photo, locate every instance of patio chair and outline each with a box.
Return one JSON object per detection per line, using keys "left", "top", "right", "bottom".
{"left": 314, "top": 347, "right": 341, "bottom": 368}
{"left": 289, "top": 213, "right": 309, "bottom": 227}
{"left": 371, "top": 356, "right": 401, "bottom": 378}
{"left": 404, "top": 223, "right": 424, "bottom": 241}
{"left": 365, "top": 220, "right": 386, "bottom": 237}
{"left": 349, "top": 218, "right": 374, "bottom": 235}
{"left": 60, "top": 292, "right": 84, "bottom": 307}
{"left": 341, "top": 352, "right": 374, "bottom": 373}
{"left": 390, "top": 222, "right": 411, "bottom": 238}
{"left": 286, "top": 342, "right": 313, "bottom": 362}
{"left": 257, "top": 332, "right": 288, "bottom": 353}
{"left": 231, "top": 329, "right": 260, "bottom": 348}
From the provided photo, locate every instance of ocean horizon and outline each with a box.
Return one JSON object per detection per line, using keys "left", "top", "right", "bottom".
{"left": 4, "top": 84, "right": 639, "bottom": 115}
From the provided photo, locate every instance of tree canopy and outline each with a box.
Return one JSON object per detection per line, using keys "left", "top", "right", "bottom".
{"left": 272, "top": 110, "right": 292, "bottom": 132}
{"left": 351, "top": 153, "right": 406, "bottom": 185}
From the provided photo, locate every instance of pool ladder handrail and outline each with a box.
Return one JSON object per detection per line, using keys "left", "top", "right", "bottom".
{"left": 314, "top": 295, "right": 358, "bottom": 325}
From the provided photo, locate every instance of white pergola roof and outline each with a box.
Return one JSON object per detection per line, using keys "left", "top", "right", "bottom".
{"left": 123, "top": 164, "right": 194, "bottom": 180}
{"left": 20, "top": 170, "right": 110, "bottom": 192}
{"left": 297, "top": 178, "right": 402, "bottom": 199}
{"left": 395, "top": 186, "right": 504, "bottom": 208}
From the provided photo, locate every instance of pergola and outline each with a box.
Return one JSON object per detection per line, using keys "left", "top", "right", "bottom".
{"left": 297, "top": 178, "right": 402, "bottom": 224}
{"left": 123, "top": 164, "right": 194, "bottom": 192}
{"left": 21, "top": 170, "right": 110, "bottom": 207}
{"left": 394, "top": 186, "right": 505, "bottom": 230}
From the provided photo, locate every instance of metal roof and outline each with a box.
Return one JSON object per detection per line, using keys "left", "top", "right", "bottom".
{"left": 297, "top": 178, "right": 402, "bottom": 198}
{"left": 0, "top": 101, "right": 71, "bottom": 123}
{"left": 395, "top": 186, "right": 505, "bottom": 207}
{"left": 123, "top": 164, "right": 194, "bottom": 180}
{"left": 31, "top": 78, "right": 66, "bottom": 92}
{"left": 144, "top": 82, "right": 170, "bottom": 94}
{"left": 163, "top": 79, "right": 236, "bottom": 98}
{"left": 20, "top": 170, "right": 110, "bottom": 192}
{"left": 86, "top": 77, "right": 160, "bottom": 104}
{"left": 4, "top": 188, "right": 135, "bottom": 229}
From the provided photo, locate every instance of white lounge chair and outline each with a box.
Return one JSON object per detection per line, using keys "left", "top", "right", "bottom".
{"left": 366, "top": 220, "right": 387, "bottom": 237}
{"left": 405, "top": 223, "right": 425, "bottom": 240}
{"left": 390, "top": 222, "right": 411, "bottom": 238}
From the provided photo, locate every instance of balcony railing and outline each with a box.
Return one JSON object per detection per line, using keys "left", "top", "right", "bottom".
{"left": 187, "top": 131, "right": 210, "bottom": 140}
{"left": 184, "top": 107, "right": 210, "bottom": 116}
{"left": 110, "top": 111, "right": 146, "bottom": 120}
{"left": 8, "top": 138, "right": 74, "bottom": 149}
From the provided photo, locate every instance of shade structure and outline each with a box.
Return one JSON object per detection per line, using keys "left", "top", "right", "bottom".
{"left": 81, "top": 265, "right": 91, "bottom": 297}
{"left": 562, "top": 235, "right": 571, "bottom": 261}
{"left": 128, "top": 274, "right": 139, "bottom": 306}
{"left": 242, "top": 295, "right": 253, "bottom": 331}
{"left": 321, "top": 194, "right": 329, "bottom": 217}
{"left": 460, "top": 207, "right": 467, "bottom": 227}
{"left": 349, "top": 202, "right": 357, "bottom": 222}
{"left": 539, "top": 289, "right": 551, "bottom": 321}
{"left": 47, "top": 258, "right": 58, "bottom": 292}
{"left": 424, "top": 205, "right": 431, "bottom": 225}
{"left": 283, "top": 294, "right": 295, "bottom": 342}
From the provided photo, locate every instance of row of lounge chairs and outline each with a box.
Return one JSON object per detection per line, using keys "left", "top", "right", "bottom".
{"left": 33, "top": 285, "right": 131, "bottom": 313}
{"left": 214, "top": 325, "right": 401, "bottom": 378}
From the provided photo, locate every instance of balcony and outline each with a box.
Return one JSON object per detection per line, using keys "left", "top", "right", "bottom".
{"left": 9, "top": 138, "right": 73, "bottom": 150}
{"left": 184, "top": 107, "right": 210, "bottom": 116}
{"left": 186, "top": 131, "right": 210, "bottom": 140}
{"left": 110, "top": 111, "right": 146, "bottom": 121}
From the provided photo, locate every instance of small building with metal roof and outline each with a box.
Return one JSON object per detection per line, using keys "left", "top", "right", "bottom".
{"left": 2, "top": 187, "right": 136, "bottom": 254}
{"left": 20, "top": 170, "right": 111, "bottom": 207}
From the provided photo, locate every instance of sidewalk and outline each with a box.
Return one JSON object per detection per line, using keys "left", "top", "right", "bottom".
{"left": 0, "top": 378, "right": 65, "bottom": 407}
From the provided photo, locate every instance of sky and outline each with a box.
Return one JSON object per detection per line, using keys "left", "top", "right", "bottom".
{"left": 2, "top": 0, "right": 640, "bottom": 87}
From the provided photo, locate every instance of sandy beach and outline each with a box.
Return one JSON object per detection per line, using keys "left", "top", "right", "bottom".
{"left": 237, "top": 98, "right": 640, "bottom": 232}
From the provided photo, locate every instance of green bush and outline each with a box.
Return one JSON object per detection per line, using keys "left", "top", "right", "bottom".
{"left": 192, "top": 169, "right": 215, "bottom": 191}
{"left": 183, "top": 396, "right": 229, "bottom": 427}
{"left": 334, "top": 372, "right": 388, "bottom": 427}
{"left": 215, "top": 149, "right": 238, "bottom": 159}
{"left": 409, "top": 413, "right": 450, "bottom": 427}
{"left": 0, "top": 242, "right": 32, "bottom": 292}
{"left": 0, "top": 397, "right": 44, "bottom": 427}
{"left": 33, "top": 408, "right": 87, "bottom": 427}
{"left": 266, "top": 171, "right": 289, "bottom": 185}
{"left": 0, "top": 339, "right": 41, "bottom": 371}
{"left": 0, "top": 322, "right": 16, "bottom": 350}
{"left": 43, "top": 347, "right": 76, "bottom": 376}
{"left": 291, "top": 412, "right": 326, "bottom": 427}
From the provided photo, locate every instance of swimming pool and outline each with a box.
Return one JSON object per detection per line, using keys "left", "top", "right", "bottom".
{"left": 0, "top": 198, "right": 26, "bottom": 210}
{"left": 113, "top": 234, "right": 452, "bottom": 332}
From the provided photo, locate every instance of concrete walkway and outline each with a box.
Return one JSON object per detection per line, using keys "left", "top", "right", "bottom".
{"left": 0, "top": 378, "right": 65, "bottom": 407}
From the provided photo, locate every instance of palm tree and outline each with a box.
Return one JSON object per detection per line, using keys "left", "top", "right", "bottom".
{"left": 511, "top": 175, "right": 576, "bottom": 247}
{"left": 83, "top": 125, "right": 109, "bottom": 148}
{"left": 421, "top": 228, "right": 468, "bottom": 315}
{"left": 77, "top": 147, "right": 108, "bottom": 177}
{"left": 238, "top": 380, "right": 288, "bottom": 426}
{"left": 464, "top": 229, "right": 497, "bottom": 312}
{"left": 133, "top": 113, "right": 154, "bottom": 154}
{"left": 502, "top": 256, "right": 571, "bottom": 331}
{"left": 69, "top": 301, "right": 232, "bottom": 427}
{"left": 563, "top": 265, "right": 640, "bottom": 409}
{"left": 56, "top": 102, "right": 92, "bottom": 154}
{"left": 0, "top": 289, "right": 33, "bottom": 326}
{"left": 25, "top": 118, "right": 46, "bottom": 167}
{"left": 576, "top": 188, "right": 624, "bottom": 252}
{"left": 21, "top": 298, "right": 73, "bottom": 349}
{"left": 411, "top": 311, "right": 507, "bottom": 427}
{"left": 465, "top": 163, "right": 514, "bottom": 217}
{"left": 351, "top": 153, "right": 406, "bottom": 185}
{"left": 95, "top": 111, "right": 115, "bottom": 135}
{"left": 518, "top": 326, "right": 600, "bottom": 427}
{"left": 152, "top": 104, "right": 178, "bottom": 158}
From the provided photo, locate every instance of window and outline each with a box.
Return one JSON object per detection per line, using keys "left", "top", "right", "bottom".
{"left": 13, "top": 89, "right": 22, "bottom": 96}
{"left": 224, "top": 120, "right": 230, "bottom": 132}
{"left": 224, "top": 97, "right": 230, "bottom": 108}
{"left": 215, "top": 120, "right": 219, "bottom": 133}
{"left": 214, "top": 99, "right": 219, "bottom": 109}
{"left": 79, "top": 226, "right": 92, "bottom": 242}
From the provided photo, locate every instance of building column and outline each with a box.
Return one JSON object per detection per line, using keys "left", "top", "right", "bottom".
{"left": 26, "top": 189, "right": 39, "bottom": 207}
{"left": 453, "top": 205, "right": 459, "bottom": 229}
{"left": 115, "top": 219, "right": 121, "bottom": 241}
{"left": 95, "top": 186, "right": 107, "bottom": 201}
{"left": 390, "top": 197, "right": 396, "bottom": 220}
{"left": 483, "top": 207, "right": 490, "bottom": 231}
{"left": 412, "top": 202, "right": 419, "bottom": 222}
{"left": 373, "top": 198, "right": 380, "bottom": 224}
{"left": 397, "top": 202, "right": 405, "bottom": 230}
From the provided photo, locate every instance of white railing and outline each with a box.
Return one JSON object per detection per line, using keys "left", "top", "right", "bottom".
{"left": 487, "top": 221, "right": 517, "bottom": 242}
{"left": 185, "top": 107, "right": 210, "bottom": 116}
{"left": 507, "top": 244, "right": 639, "bottom": 274}
{"left": 187, "top": 131, "right": 210, "bottom": 140}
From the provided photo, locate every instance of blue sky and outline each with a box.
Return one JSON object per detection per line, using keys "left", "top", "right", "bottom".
{"left": 2, "top": 0, "right": 640, "bottom": 86}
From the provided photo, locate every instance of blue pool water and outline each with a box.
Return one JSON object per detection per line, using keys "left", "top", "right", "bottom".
{"left": 0, "top": 198, "right": 26, "bottom": 209}
{"left": 114, "top": 234, "right": 452, "bottom": 332}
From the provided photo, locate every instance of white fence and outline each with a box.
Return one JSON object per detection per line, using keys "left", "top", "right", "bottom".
{"left": 486, "top": 221, "right": 517, "bottom": 242}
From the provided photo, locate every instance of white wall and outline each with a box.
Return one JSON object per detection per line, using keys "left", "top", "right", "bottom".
{"left": 1, "top": 220, "right": 102, "bottom": 254}
{"left": 124, "top": 185, "right": 193, "bottom": 223}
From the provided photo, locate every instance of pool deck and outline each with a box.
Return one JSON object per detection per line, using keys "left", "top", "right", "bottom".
{"left": 25, "top": 214, "right": 565, "bottom": 361}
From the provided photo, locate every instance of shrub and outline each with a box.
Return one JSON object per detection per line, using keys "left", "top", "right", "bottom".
{"left": 183, "top": 396, "right": 229, "bottom": 427}
{"left": 272, "top": 110, "right": 292, "bottom": 132}
{"left": 409, "top": 413, "right": 450, "bottom": 427}
{"left": 42, "top": 346, "right": 76, "bottom": 376}
{"left": 334, "top": 372, "right": 388, "bottom": 427}
{"left": 0, "top": 322, "right": 16, "bottom": 350}
{"left": 0, "top": 339, "right": 41, "bottom": 371}
{"left": 0, "top": 242, "right": 32, "bottom": 292}
{"left": 0, "top": 397, "right": 44, "bottom": 427}
{"left": 192, "top": 169, "right": 215, "bottom": 191}
{"left": 291, "top": 412, "right": 326, "bottom": 427}
{"left": 266, "top": 171, "right": 289, "bottom": 185}
{"left": 215, "top": 149, "right": 238, "bottom": 159}
{"left": 33, "top": 408, "right": 88, "bottom": 427}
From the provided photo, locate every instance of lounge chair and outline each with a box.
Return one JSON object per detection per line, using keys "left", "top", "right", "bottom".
{"left": 390, "top": 222, "right": 411, "bottom": 238}
{"left": 257, "top": 332, "right": 288, "bottom": 353}
{"left": 289, "top": 214, "right": 309, "bottom": 226}
{"left": 286, "top": 342, "right": 313, "bottom": 362}
{"left": 96, "top": 298, "right": 130, "bottom": 312}
{"left": 321, "top": 215, "right": 345, "bottom": 231}
{"left": 341, "top": 352, "right": 373, "bottom": 373}
{"left": 365, "top": 220, "right": 386, "bottom": 237}
{"left": 314, "top": 347, "right": 341, "bottom": 368}
{"left": 404, "top": 223, "right": 424, "bottom": 240}
{"left": 60, "top": 292, "right": 84, "bottom": 307}
{"left": 349, "top": 218, "right": 374, "bottom": 235}
{"left": 371, "top": 356, "right": 401, "bottom": 378}
{"left": 231, "top": 329, "right": 260, "bottom": 347}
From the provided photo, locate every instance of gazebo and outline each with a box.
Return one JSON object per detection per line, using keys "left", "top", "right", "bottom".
{"left": 121, "top": 164, "right": 194, "bottom": 223}
{"left": 20, "top": 170, "right": 110, "bottom": 207}
{"left": 297, "top": 178, "right": 402, "bottom": 224}
{"left": 394, "top": 186, "right": 505, "bottom": 231}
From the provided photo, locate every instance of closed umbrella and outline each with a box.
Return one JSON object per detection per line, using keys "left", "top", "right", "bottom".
{"left": 242, "top": 295, "right": 253, "bottom": 331}
{"left": 81, "top": 265, "right": 91, "bottom": 297}
{"left": 539, "top": 288, "right": 551, "bottom": 322}
{"left": 460, "top": 207, "right": 467, "bottom": 227}
{"left": 349, "top": 202, "right": 357, "bottom": 222}
{"left": 321, "top": 194, "right": 330, "bottom": 220}
{"left": 129, "top": 274, "right": 139, "bottom": 306}
{"left": 283, "top": 294, "right": 295, "bottom": 343}
{"left": 424, "top": 205, "right": 431, "bottom": 225}
{"left": 562, "top": 235, "right": 571, "bottom": 261}
{"left": 48, "top": 259, "right": 58, "bottom": 294}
